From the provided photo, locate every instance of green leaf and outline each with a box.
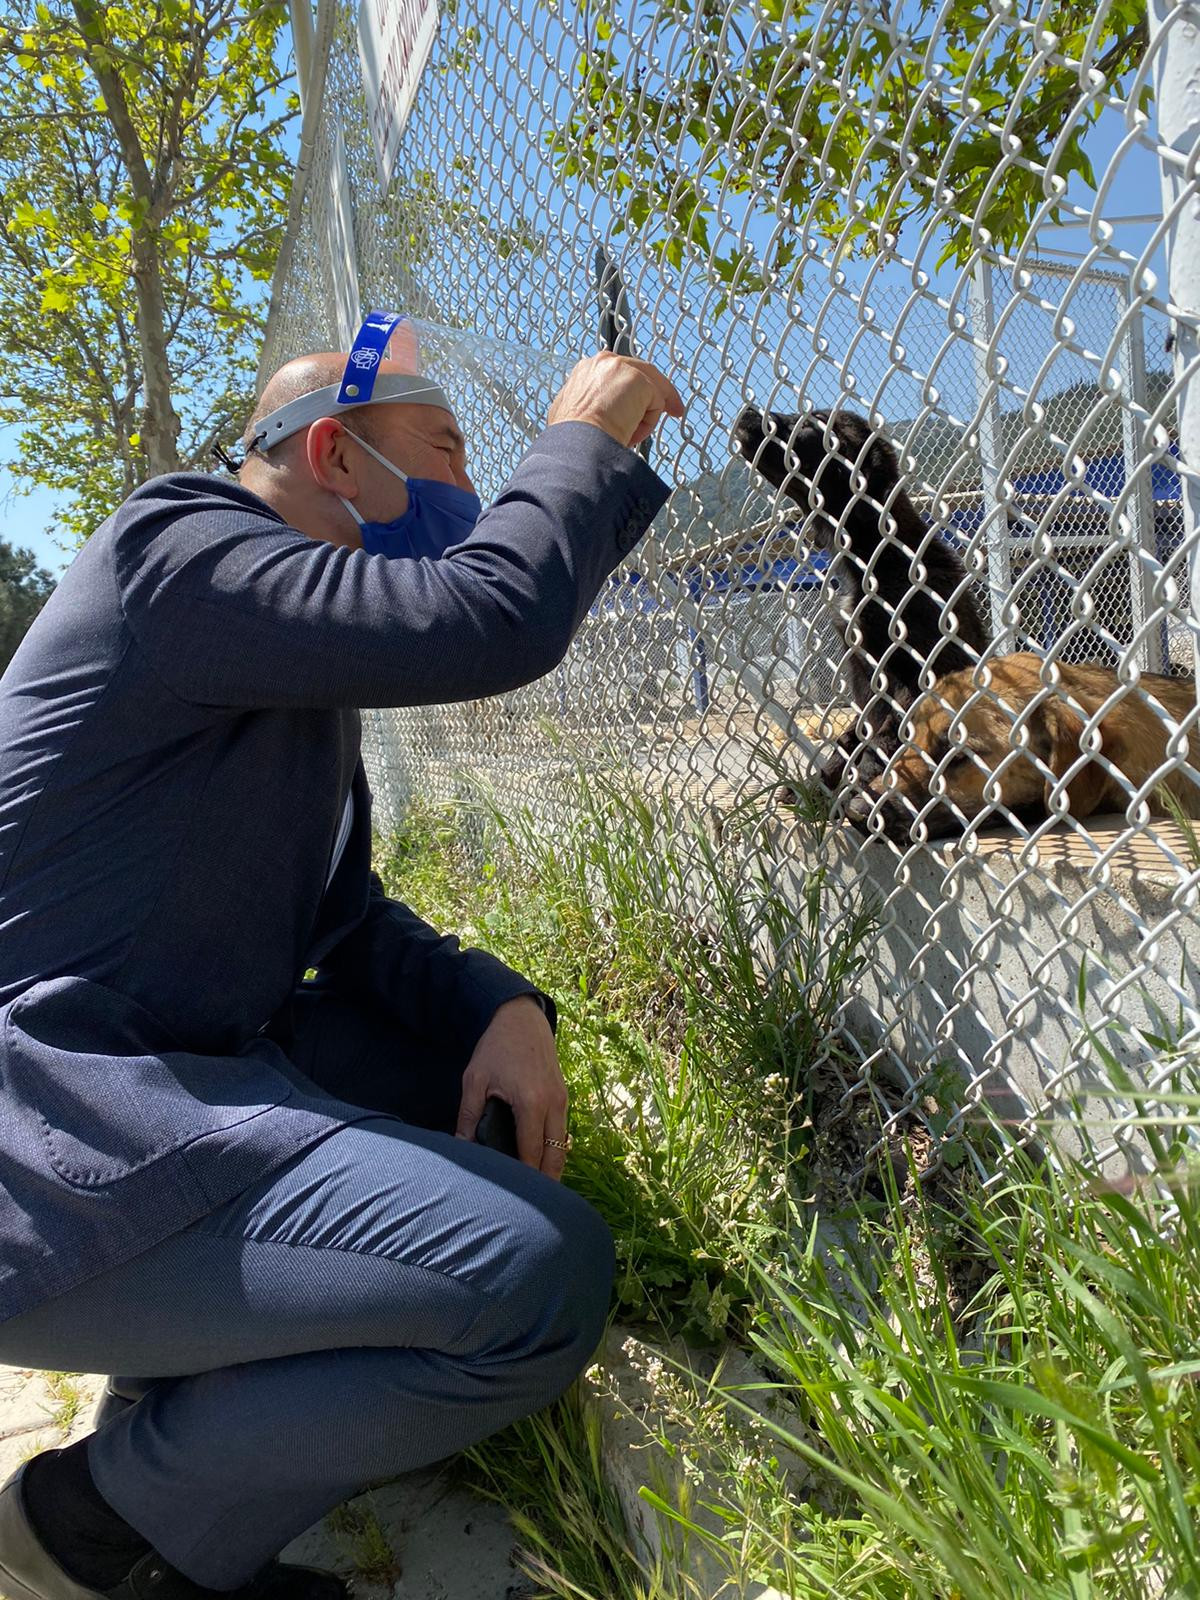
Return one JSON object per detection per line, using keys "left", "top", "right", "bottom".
{"left": 1032, "top": 1355, "right": 1120, "bottom": 1497}
{"left": 545, "top": 0, "right": 1145, "bottom": 282}
{"left": 946, "top": 1372, "right": 1159, "bottom": 1482}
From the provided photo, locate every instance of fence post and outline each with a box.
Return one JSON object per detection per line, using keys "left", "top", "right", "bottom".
{"left": 1152, "top": 0, "right": 1200, "bottom": 697}
{"left": 290, "top": 0, "right": 316, "bottom": 111}
{"left": 689, "top": 628, "right": 710, "bottom": 715}
{"left": 969, "top": 256, "right": 1012, "bottom": 644}
{"left": 1118, "top": 281, "right": 1164, "bottom": 671}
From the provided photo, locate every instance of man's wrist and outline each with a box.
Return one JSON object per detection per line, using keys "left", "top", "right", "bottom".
{"left": 495, "top": 991, "right": 556, "bottom": 1032}
{"left": 501, "top": 992, "right": 550, "bottom": 1017}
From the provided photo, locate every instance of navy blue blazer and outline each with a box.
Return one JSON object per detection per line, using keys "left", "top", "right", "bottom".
{"left": 0, "top": 420, "right": 669, "bottom": 1321}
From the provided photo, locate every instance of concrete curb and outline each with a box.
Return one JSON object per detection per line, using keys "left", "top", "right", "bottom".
{"left": 582, "top": 1326, "right": 805, "bottom": 1600}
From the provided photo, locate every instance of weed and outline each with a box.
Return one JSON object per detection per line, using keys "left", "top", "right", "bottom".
{"left": 41, "top": 1370, "right": 85, "bottom": 1434}
{"left": 463, "top": 1384, "right": 661, "bottom": 1599}
{"left": 1154, "top": 783, "right": 1200, "bottom": 872}
{"left": 373, "top": 769, "right": 1200, "bottom": 1599}
{"left": 324, "top": 1494, "right": 404, "bottom": 1586}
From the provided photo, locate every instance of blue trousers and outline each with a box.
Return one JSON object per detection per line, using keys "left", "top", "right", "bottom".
{"left": 0, "top": 985, "right": 615, "bottom": 1587}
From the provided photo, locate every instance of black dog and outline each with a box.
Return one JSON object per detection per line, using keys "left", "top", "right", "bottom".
{"left": 733, "top": 406, "right": 990, "bottom": 788}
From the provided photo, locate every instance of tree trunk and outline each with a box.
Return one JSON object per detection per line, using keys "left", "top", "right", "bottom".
{"left": 129, "top": 230, "right": 183, "bottom": 476}
{"left": 71, "top": 0, "right": 183, "bottom": 476}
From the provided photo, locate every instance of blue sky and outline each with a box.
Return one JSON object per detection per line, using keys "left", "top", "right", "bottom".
{"left": 0, "top": 457, "right": 69, "bottom": 577}
{"left": 0, "top": 16, "right": 1167, "bottom": 579}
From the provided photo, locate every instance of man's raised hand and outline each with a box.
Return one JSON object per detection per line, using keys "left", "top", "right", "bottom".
{"left": 547, "top": 352, "right": 685, "bottom": 450}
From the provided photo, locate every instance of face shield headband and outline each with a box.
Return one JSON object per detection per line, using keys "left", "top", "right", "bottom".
{"left": 246, "top": 310, "right": 455, "bottom": 454}
{"left": 247, "top": 310, "right": 482, "bottom": 560}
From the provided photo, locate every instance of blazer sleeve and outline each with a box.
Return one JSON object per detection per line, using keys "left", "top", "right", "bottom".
{"left": 116, "top": 422, "right": 669, "bottom": 711}
{"left": 316, "top": 872, "right": 557, "bottom": 1058}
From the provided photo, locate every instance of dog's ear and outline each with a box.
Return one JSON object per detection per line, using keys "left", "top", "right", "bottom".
{"left": 1031, "top": 696, "right": 1110, "bottom": 819}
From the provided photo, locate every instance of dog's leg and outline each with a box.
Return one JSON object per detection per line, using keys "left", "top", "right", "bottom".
{"left": 828, "top": 713, "right": 902, "bottom": 789}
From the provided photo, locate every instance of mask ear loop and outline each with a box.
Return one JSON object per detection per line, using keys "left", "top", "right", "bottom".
{"left": 337, "top": 426, "right": 412, "bottom": 529}
{"left": 340, "top": 425, "right": 411, "bottom": 484}
{"left": 211, "top": 443, "right": 243, "bottom": 475}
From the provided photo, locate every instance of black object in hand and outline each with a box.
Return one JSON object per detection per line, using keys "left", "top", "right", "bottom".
{"left": 475, "top": 1096, "right": 519, "bottom": 1158}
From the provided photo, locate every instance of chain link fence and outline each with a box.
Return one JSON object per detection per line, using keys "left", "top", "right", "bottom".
{"left": 262, "top": 0, "right": 1200, "bottom": 1177}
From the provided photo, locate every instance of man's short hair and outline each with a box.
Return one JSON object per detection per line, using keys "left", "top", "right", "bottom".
{"left": 242, "top": 357, "right": 387, "bottom": 462}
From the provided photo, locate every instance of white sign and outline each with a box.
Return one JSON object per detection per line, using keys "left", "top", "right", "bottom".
{"left": 326, "top": 116, "right": 361, "bottom": 346}
{"left": 357, "top": 0, "right": 439, "bottom": 189}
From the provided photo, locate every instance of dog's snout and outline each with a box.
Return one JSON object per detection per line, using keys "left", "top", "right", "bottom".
{"left": 843, "top": 791, "right": 875, "bottom": 825}
{"left": 732, "top": 405, "right": 765, "bottom": 452}
{"left": 843, "top": 784, "right": 940, "bottom": 843}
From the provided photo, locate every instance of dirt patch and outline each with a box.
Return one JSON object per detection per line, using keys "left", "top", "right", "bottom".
{"left": 802, "top": 1071, "right": 994, "bottom": 1328}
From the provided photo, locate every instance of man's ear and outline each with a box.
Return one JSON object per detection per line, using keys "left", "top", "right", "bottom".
{"left": 1031, "top": 696, "right": 1110, "bottom": 819}
{"left": 303, "top": 417, "right": 358, "bottom": 497}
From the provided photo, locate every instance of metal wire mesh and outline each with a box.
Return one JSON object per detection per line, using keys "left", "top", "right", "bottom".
{"left": 261, "top": 0, "right": 1200, "bottom": 1177}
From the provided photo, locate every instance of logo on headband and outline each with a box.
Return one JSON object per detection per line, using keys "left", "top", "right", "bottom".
{"left": 336, "top": 309, "right": 411, "bottom": 407}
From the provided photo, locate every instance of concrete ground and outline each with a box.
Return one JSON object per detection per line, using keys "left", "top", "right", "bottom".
{"left": 0, "top": 1366, "right": 533, "bottom": 1598}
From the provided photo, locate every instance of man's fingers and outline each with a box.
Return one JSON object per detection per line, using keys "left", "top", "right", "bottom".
{"left": 509, "top": 1099, "right": 569, "bottom": 1181}
{"left": 629, "top": 411, "right": 666, "bottom": 449}
{"left": 547, "top": 352, "right": 684, "bottom": 448}
{"left": 457, "top": 997, "right": 570, "bottom": 1176}
{"left": 454, "top": 1075, "right": 488, "bottom": 1141}
{"left": 614, "top": 356, "right": 685, "bottom": 418}
{"left": 538, "top": 1107, "right": 569, "bottom": 1181}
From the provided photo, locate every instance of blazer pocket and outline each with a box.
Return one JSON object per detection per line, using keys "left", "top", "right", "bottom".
{"left": 4, "top": 977, "right": 294, "bottom": 1188}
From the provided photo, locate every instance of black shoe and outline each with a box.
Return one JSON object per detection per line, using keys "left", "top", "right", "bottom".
{"left": 0, "top": 1460, "right": 352, "bottom": 1600}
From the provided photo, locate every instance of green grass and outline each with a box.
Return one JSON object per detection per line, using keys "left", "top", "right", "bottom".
{"left": 707, "top": 1136, "right": 1200, "bottom": 1598}
{"left": 376, "top": 765, "right": 1200, "bottom": 1600}
{"left": 375, "top": 763, "right": 873, "bottom": 1346}
{"left": 323, "top": 1494, "right": 403, "bottom": 1586}
{"left": 41, "top": 1370, "right": 86, "bottom": 1434}
{"left": 462, "top": 1383, "right": 665, "bottom": 1599}
{"left": 1154, "top": 784, "right": 1200, "bottom": 872}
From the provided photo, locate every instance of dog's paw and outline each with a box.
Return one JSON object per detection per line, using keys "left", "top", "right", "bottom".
{"left": 817, "top": 754, "right": 849, "bottom": 792}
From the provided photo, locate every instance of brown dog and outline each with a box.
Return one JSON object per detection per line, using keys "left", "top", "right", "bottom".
{"left": 845, "top": 652, "right": 1200, "bottom": 840}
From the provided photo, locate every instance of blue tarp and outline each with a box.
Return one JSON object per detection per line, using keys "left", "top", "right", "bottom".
{"left": 1006, "top": 446, "right": 1180, "bottom": 503}
{"left": 946, "top": 446, "right": 1181, "bottom": 536}
{"left": 600, "top": 546, "right": 828, "bottom": 612}
{"left": 596, "top": 446, "right": 1183, "bottom": 617}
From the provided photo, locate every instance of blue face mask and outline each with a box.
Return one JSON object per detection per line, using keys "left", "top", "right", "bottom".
{"left": 339, "top": 429, "right": 482, "bottom": 559}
